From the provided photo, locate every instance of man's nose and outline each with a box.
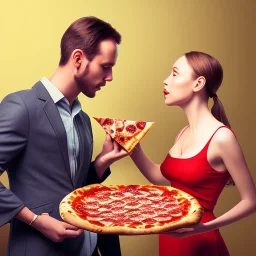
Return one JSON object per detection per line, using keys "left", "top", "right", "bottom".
{"left": 105, "top": 70, "right": 113, "bottom": 82}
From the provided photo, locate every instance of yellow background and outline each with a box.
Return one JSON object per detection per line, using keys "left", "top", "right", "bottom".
{"left": 0, "top": 0, "right": 255, "bottom": 255}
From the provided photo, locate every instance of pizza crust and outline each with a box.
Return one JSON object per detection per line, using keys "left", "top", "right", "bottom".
{"left": 59, "top": 184, "right": 204, "bottom": 235}
{"left": 115, "top": 122, "right": 154, "bottom": 152}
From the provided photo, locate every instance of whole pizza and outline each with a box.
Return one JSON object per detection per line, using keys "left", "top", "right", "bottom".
{"left": 59, "top": 184, "right": 203, "bottom": 235}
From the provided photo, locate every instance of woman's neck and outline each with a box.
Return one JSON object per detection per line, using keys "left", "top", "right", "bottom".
{"left": 182, "top": 98, "right": 214, "bottom": 134}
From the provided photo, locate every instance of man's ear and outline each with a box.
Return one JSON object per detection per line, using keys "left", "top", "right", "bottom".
{"left": 71, "top": 49, "right": 89, "bottom": 69}
{"left": 193, "top": 76, "right": 206, "bottom": 92}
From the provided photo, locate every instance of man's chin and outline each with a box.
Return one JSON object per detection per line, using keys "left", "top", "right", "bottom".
{"left": 82, "top": 91, "right": 96, "bottom": 98}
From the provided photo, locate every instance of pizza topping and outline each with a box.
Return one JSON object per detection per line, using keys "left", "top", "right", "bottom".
{"left": 154, "top": 214, "right": 173, "bottom": 222}
{"left": 125, "top": 124, "right": 137, "bottom": 134}
{"left": 83, "top": 202, "right": 100, "bottom": 210}
{"left": 109, "top": 200, "right": 126, "bottom": 208}
{"left": 87, "top": 215, "right": 104, "bottom": 221}
{"left": 139, "top": 199, "right": 154, "bottom": 205}
{"left": 98, "top": 207, "right": 110, "bottom": 212}
{"left": 103, "top": 118, "right": 114, "bottom": 126}
{"left": 136, "top": 121, "right": 146, "bottom": 130}
{"left": 111, "top": 207, "right": 128, "bottom": 215}
{"left": 93, "top": 117, "right": 155, "bottom": 152}
{"left": 116, "top": 127, "right": 124, "bottom": 132}
{"left": 125, "top": 202, "right": 143, "bottom": 209}
{"left": 168, "top": 210, "right": 182, "bottom": 217}
{"left": 64, "top": 184, "right": 197, "bottom": 232}
{"left": 74, "top": 204, "right": 86, "bottom": 214}
{"left": 142, "top": 218, "right": 157, "bottom": 225}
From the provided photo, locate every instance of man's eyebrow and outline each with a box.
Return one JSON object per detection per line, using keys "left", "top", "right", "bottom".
{"left": 102, "top": 62, "right": 115, "bottom": 66}
{"left": 173, "top": 67, "right": 179, "bottom": 71}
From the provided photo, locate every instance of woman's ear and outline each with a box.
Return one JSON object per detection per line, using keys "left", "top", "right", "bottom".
{"left": 193, "top": 76, "right": 206, "bottom": 92}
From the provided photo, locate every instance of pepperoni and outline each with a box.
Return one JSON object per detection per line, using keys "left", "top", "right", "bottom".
{"left": 168, "top": 209, "right": 182, "bottom": 216}
{"left": 142, "top": 218, "right": 156, "bottom": 225}
{"left": 122, "top": 197, "right": 134, "bottom": 203}
{"left": 111, "top": 207, "right": 128, "bottom": 215}
{"left": 125, "top": 201, "right": 139, "bottom": 207}
{"left": 88, "top": 220, "right": 104, "bottom": 227}
{"left": 128, "top": 221, "right": 143, "bottom": 228}
{"left": 118, "top": 136, "right": 125, "bottom": 142}
{"left": 125, "top": 124, "right": 137, "bottom": 134}
{"left": 84, "top": 201, "right": 100, "bottom": 209}
{"left": 139, "top": 199, "right": 153, "bottom": 205}
{"left": 97, "top": 194, "right": 111, "bottom": 200}
{"left": 145, "top": 224, "right": 154, "bottom": 228}
{"left": 122, "top": 185, "right": 140, "bottom": 193}
{"left": 103, "top": 118, "right": 114, "bottom": 126}
{"left": 114, "top": 218, "right": 131, "bottom": 226}
{"left": 109, "top": 200, "right": 126, "bottom": 207}
{"left": 74, "top": 203, "right": 86, "bottom": 214}
{"left": 136, "top": 121, "right": 146, "bottom": 130}
{"left": 153, "top": 208, "right": 168, "bottom": 215}
{"left": 116, "top": 127, "right": 124, "bottom": 132}
{"left": 110, "top": 191, "right": 123, "bottom": 197}
{"left": 96, "top": 190, "right": 112, "bottom": 197}
{"left": 98, "top": 210, "right": 113, "bottom": 216}
{"left": 126, "top": 210, "right": 141, "bottom": 218}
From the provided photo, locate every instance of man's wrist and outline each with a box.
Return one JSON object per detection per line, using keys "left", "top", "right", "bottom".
{"left": 94, "top": 155, "right": 111, "bottom": 178}
{"left": 30, "top": 213, "right": 49, "bottom": 229}
{"left": 29, "top": 214, "right": 39, "bottom": 225}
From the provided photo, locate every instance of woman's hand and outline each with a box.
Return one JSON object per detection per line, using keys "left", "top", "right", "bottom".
{"left": 163, "top": 223, "right": 209, "bottom": 238}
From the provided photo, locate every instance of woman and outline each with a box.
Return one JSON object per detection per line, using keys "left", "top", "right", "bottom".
{"left": 130, "top": 51, "right": 256, "bottom": 256}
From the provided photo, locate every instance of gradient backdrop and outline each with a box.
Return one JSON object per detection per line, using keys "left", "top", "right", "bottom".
{"left": 0, "top": 0, "right": 255, "bottom": 255}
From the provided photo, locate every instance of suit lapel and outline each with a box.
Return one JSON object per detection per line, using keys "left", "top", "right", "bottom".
{"left": 33, "top": 82, "right": 73, "bottom": 187}
{"left": 75, "top": 112, "right": 93, "bottom": 187}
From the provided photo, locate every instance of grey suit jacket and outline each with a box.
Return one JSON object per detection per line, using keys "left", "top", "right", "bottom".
{"left": 0, "top": 82, "right": 110, "bottom": 256}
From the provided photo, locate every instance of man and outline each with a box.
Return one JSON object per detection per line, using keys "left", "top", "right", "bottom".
{"left": 0, "top": 16, "right": 127, "bottom": 256}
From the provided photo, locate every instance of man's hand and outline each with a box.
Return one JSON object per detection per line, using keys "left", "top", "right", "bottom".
{"left": 32, "top": 214, "right": 83, "bottom": 242}
{"left": 94, "top": 134, "right": 129, "bottom": 177}
{"left": 101, "top": 134, "right": 129, "bottom": 162}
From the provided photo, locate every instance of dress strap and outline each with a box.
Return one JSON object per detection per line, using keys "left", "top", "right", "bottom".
{"left": 205, "top": 125, "right": 235, "bottom": 148}
{"left": 174, "top": 125, "right": 189, "bottom": 144}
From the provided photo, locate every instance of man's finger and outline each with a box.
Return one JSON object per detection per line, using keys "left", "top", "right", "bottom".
{"left": 105, "top": 134, "right": 113, "bottom": 142}
{"left": 63, "top": 222, "right": 80, "bottom": 230}
{"left": 113, "top": 141, "right": 121, "bottom": 151}
{"left": 64, "top": 229, "right": 83, "bottom": 238}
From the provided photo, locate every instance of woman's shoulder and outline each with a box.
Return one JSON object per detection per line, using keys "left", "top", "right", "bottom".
{"left": 213, "top": 125, "right": 237, "bottom": 147}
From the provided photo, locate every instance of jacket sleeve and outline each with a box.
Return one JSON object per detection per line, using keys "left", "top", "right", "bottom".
{"left": 80, "top": 112, "right": 111, "bottom": 185}
{"left": 0, "top": 93, "right": 29, "bottom": 226}
{"left": 85, "top": 162, "right": 111, "bottom": 185}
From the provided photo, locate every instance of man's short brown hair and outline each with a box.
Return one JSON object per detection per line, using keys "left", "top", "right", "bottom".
{"left": 59, "top": 16, "right": 122, "bottom": 66}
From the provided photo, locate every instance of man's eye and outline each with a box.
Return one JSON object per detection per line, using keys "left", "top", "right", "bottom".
{"left": 173, "top": 73, "right": 177, "bottom": 76}
{"left": 102, "top": 66, "right": 110, "bottom": 70}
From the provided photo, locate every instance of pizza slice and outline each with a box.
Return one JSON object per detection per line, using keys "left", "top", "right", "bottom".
{"left": 93, "top": 117, "right": 154, "bottom": 152}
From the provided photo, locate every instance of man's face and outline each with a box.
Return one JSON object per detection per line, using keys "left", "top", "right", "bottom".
{"left": 74, "top": 39, "right": 118, "bottom": 98}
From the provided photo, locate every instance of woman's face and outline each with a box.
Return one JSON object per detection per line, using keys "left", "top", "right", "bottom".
{"left": 163, "top": 55, "right": 196, "bottom": 107}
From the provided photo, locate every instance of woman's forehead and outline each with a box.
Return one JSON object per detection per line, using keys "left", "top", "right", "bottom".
{"left": 172, "top": 55, "right": 192, "bottom": 73}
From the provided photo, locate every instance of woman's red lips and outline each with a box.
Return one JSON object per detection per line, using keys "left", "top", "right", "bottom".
{"left": 163, "top": 89, "right": 170, "bottom": 95}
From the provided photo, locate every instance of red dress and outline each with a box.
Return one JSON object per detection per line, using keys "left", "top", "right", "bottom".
{"left": 159, "top": 126, "right": 231, "bottom": 256}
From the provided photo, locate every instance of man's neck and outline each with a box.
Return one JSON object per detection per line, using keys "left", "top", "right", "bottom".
{"left": 49, "top": 66, "right": 80, "bottom": 105}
